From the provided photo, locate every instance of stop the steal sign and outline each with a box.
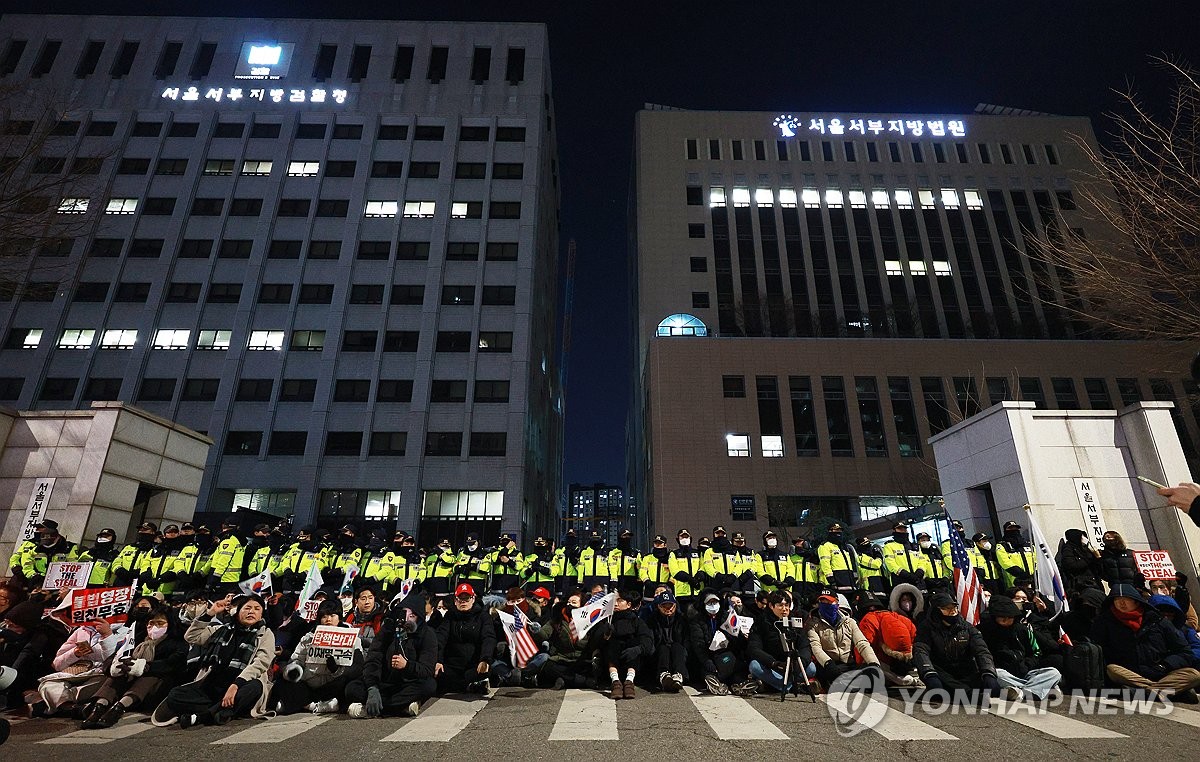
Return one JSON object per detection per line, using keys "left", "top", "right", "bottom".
{"left": 1133, "top": 550, "right": 1177, "bottom": 580}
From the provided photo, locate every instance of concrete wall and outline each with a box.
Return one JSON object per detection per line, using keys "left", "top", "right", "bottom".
{"left": 932, "top": 400, "right": 1200, "bottom": 596}
{"left": 0, "top": 403, "right": 211, "bottom": 568}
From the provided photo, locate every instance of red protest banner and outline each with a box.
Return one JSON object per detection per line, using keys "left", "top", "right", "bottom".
{"left": 69, "top": 584, "right": 136, "bottom": 625}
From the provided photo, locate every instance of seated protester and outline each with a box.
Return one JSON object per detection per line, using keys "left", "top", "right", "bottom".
{"left": 346, "top": 592, "right": 437, "bottom": 718}
{"left": 0, "top": 596, "right": 71, "bottom": 712}
{"left": 344, "top": 587, "right": 385, "bottom": 652}
{"left": 35, "top": 616, "right": 124, "bottom": 716}
{"left": 81, "top": 605, "right": 187, "bottom": 729}
{"left": 1099, "top": 531, "right": 1146, "bottom": 591}
{"left": 857, "top": 594, "right": 920, "bottom": 686}
{"left": 806, "top": 588, "right": 882, "bottom": 692}
{"left": 646, "top": 590, "right": 688, "bottom": 692}
{"left": 746, "top": 591, "right": 816, "bottom": 694}
{"left": 600, "top": 589, "right": 652, "bottom": 700}
{"left": 1091, "top": 584, "right": 1200, "bottom": 702}
{"left": 978, "top": 596, "right": 1063, "bottom": 701}
{"left": 1150, "top": 576, "right": 1200, "bottom": 631}
{"left": 155, "top": 593, "right": 275, "bottom": 727}
{"left": 491, "top": 587, "right": 548, "bottom": 687}
{"left": 1007, "top": 587, "right": 1065, "bottom": 670}
{"left": 0, "top": 585, "right": 27, "bottom": 623}
{"left": 913, "top": 593, "right": 1000, "bottom": 698}
{"left": 689, "top": 591, "right": 744, "bottom": 696}
{"left": 1056, "top": 529, "right": 1103, "bottom": 595}
{"left": 539, "top": 592, "right": 601, "bottom": 690}
{"left": 272, "top": 599, "right": 363, "bottom": 715}
{"left": 526, "top": 587, "right": 554, "bottom": 628}
{"left": 434, "top": 583, "right": 495, "bottom": 695}
{"left": 1149, "top": 595, "right": 1200, "bottom": 666}
{"left": 1060, "top": 587, "right": 1107, "bottom": 645}
{"left": 640, "top": 584, "right": 670, "bottom": 621}
{"left": 889, "top": 583, "right": 924, "bottom": 625}
{"left": 266, "top": 593, "right": 309, "bottom": 664}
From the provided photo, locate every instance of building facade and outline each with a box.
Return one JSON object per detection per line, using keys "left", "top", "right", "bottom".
{"left": 631, "top": 105, "right": 1198, "bottom": 542}
{"left": 566, "top": 482, "right": 626, "bottom": 544}
{"left": 0, "top": 15, "right": 562, "bottom": 546}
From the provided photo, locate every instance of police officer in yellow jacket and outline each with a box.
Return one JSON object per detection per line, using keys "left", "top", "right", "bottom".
{"left": 667, "top": 529, "right": 704, "bottom": 602}
{"left": 79, "top": 528, "right": 120, "bottom": 587}
{"left": 365, "top": 530, "right": 407, "bottom": 590}
{"left": 423, "top": 537, "right": 459, "bottom": 595}
{"left": 524, "top": 536, "right": 557, "bottom": 592}
{"left": 995, "top": 521, "right": 1036, "bottom": 589}
{"left": 389, "top": 534, "right": 427, "bottom": 592}
{"left": 169, "top": 523, "right": 210, "bottom": 590}
{"left": 485, "top": 532, "right": 526, "bottom": 594}
{"left": 207, "top": 519, "right": 246, "bottom": 591}
{"left": 273, "top": 526, "right": 328, "bottom": 592}
{"left": 881, "top": 522, "right": 931, "bottom": 588}
{"left": 969, "top": 532, "right": 1002, "bottom": 593}
{"left": 23, "top": 519, "right": 82, "bottom": 587}
{"left": 639, "top": 535, "right": 673, "bottom": 597}
{"left": 608, "top": 529, "right": 641, "bottom": 592}
{"left": 855, "top": 536, "right": 886, "bottom": 594}
{"left": 788, "top": 536, "right": 823, "bottom": 607}
{"left": 330, "top": 524, "right": 366, "bottom": 578}
{"left": 817, "top": 523, "right": 858, "bottom": 590}
{"left": 7, "top": 536, "right": 36, "bottom": 587}
{"left": 939, "top": 521, "right": 967, "bottom": 577}
{"left": 751, "top": 530, "right": 795, "bottom": 593}
{"left": 916, "top": 532, "right": 948, "bottom": 584}
{"left": 576, "top": 531, "right": 611, "bottom": 590}
{"left": 701, "top": 526, "right": 741, "bottom": 590}
{"left": 455, "top": 532, "right": 490, "bottom": 587}
{"left": 242, "top": 524, "right": 274, "bottom": 579}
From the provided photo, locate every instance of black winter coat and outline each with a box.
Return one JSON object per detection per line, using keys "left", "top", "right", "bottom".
{"left": 600, "top": 609, "right": 653, "bottom": 659}
{"left": 1099, "top": 548, "right": 1145, "bottom": 589}
{"left": 978, "top": 616, "right": 1040, "bottom": 677}
{"left": 913, "top": 616, "right": 996, "bottom": 682}
{"left": 1057, "top": 534, "right": 1103, "bottom": 594}
{"left": 646, "top": 609, "right": 689, "bottom": 649}
{"left": 365, "top": 621, "right": 437, "bottom": 688}
{"left": 435, "top": 604, "right": 496, "bottom": 670}
{"left": 1090, "top": 604, "right": 1192, "bottom": 680}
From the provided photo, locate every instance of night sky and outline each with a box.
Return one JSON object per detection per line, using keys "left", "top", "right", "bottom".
{"left": 8, "top": 1, "right": 1199, "bottom": 493}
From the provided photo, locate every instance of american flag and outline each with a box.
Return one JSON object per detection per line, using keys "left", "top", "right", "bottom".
{"left": 505, "top": 606, "right": 540, "bottom": 668}
{"left": 947, "top": 519, "right": 983, "bottom": 625}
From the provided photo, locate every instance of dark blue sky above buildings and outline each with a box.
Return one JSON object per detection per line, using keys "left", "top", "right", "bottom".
{"left": 9, "top": 2, "right": 1199, "bottom": 491}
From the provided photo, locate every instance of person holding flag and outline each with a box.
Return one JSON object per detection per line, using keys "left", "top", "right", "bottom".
{"left": 947, "top": 515, "right": 984, "bottom": 626}
{"left": 600, "top": 589, "right": 652, "bottom": 699}
{"left": 495, "top": 593, "right": 545, "bottom": 687}
{"left": 238, "top": 568, "right": 273, "bottom": 598}
{"left": 539, "top": 592, "right": 600, "bottom": 689}
{"left": 1022, "top": 507, "right": 1068, "bottom": 616}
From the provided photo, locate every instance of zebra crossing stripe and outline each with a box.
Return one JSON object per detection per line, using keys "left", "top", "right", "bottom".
{"left": 986, "top": 699, "right": 1126, "bottom": 738}
{"left": 548, "top": 689, "right": 619, "bottom": 741}
{"left": 1097, "top": 697, "right": 1200, "bottom": 728}
{"left": 683, "top": 686, "right": 788, "bottom": 740}
{"left": 380, "top": 696, "right": 488, "bottom": 742}
{"left": 39, "top": 713, "right": 152, "bottom": 745}
{"left": 211, "top": 713, "right": 334, "bottom": 744}
{"left": 820, "top": 694, "right": 958, "bottom": 740}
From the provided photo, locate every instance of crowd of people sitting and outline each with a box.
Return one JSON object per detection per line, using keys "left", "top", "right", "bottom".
{"left": 1, "top": 514, "right": 1199, "bottom": 740}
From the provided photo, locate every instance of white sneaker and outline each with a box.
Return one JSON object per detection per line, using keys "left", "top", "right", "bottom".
{"left": 1002, "top": 686, "right": 1023, "bottom": 701}
{"left": 403, "top": 701, "right": 420, "bottom": 717}
{"left": 311, "top": 698, "right": 339, "bottom": 714}
{"left": 347, "top": 702, "right": 368, "bottom": 719}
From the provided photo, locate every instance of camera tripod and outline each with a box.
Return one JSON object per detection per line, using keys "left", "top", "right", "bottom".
{"left": 775, "top": 618, "right": 817, "bottom": 702}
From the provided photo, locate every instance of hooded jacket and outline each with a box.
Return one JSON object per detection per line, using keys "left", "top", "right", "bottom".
{"left": 858, "top": 608, "right": 917, "bottom": 664}
{"left": 1149, "top": 594, "right": 1200, "bottom": 666}
{"left": 912, "top": 601, "right": 996, "bottom": 683}
{"left": 978, "top": 597, "right": 1043, "bottom": 677}
{"left": 1060, "top": 586, "right": 1108, "bottom": 643}
{"left": 1098, "top": 533, "right": 1146, "bottom": 589}
{"left": 435, "top": 602, "right": 496, "bottom": 670}
{"left": 889, "top": 583, "right": 925, "bottom": 622}
{"left": 807, "top": 609, "right": 879, "bottom": 667}
{"left": 364, "top": 595, "right": 437, "bottom": 689}
{"left": 1089, "top": 588, "right": 1192, "bottom": 680}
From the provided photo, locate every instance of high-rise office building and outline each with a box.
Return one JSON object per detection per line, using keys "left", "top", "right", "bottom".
{"left": 566, "top": 482, "right": 626, "bottom": 545}
{"left": 0, "top": 15, "right": 562, "bottom": 545}
{"left": 631, "top": 105, "right": 1198, "bottom": 541}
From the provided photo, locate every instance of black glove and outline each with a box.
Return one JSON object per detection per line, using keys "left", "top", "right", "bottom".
{"left": 981, "top": 673, "right": 1000, "bottom": 692}
{"left": 737, "top": 571, "right": 754, "bottom": 585}
{"left": 157, "top": 572, "right": 177, "bottom": 584}
{"left": 1177, "top": 571, "right": 1190, "bottom": 585}
{"left": 365, "top": 686, "right": 383, "bottom": 717}
{"left": 703, "top": 660, "right": 717, "bottom": 674}
{"left": 914, "top": 569, "right": 926, "bottom": 579}
{"left": 620, "top": 646, "right": 642, "bottom": 662}
{"left": 673, "top": 572, "right": 693, "bottom": 584}
{"left": 781, "top": 577, "right": 796, "bottom": 586}
{"left": 112, "top": 568, "right": 133, "bottom": 585}
{"left": 326, "top": 656, "right": 340, "bottom": 673}
{"left": 922, "top": 672, "right": 944, "bottom": 690}
{"left": 760, "top": 575, "right": 777, "bottom": 586}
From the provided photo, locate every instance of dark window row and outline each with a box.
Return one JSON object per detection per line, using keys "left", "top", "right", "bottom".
{"left": 686, "top": 137, "right": 1061, "bottom": 167}
{"left": 76, "top": 238, "right": 519, "bottom": 264}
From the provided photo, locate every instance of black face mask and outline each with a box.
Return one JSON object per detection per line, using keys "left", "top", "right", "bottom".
{"left": 617, "top": 537, "right": 632, "bottom": 550}
{"left": 339, "top": 534, "right": 356, "bottom": 550}
{"left": 392, "top": 542, "right": 406, "bottom": 554}
{"left": 892, "top": 533, "right": 909, "bottom": 545}
{"left": 712, "top": 537, "right": 731, "bottom": 552}
{"left": 828, "top": 533, "right": 843, "bottom": 545}
{"left": 299, "top": 537, "right": 317, "bottom": 552}
{"left": 1005, "top": 530, "right": 1022, "bottom": 542}
{"left": 535, "top": 544, "right": 550, "bottom": 557}
{"left": 589, "top": 539, "right": 603, "bottom": 550}
{"left": 653, "top": 546, "right": 670, "bottom": 560}
{"left": 135, "top": 533, "right": 156, "bottom": 549}
{"left": 564, "top": 535, "right": 578, "bottom": 550}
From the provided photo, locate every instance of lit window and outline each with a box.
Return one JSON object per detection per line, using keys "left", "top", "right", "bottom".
{"left": 58, "top": 329, "right": 95, "bottom": 349}
{"left": 58, "top": 198, "right": 89, "bottom": 214}
{"left": 731, "top": 187, "right": 751, "bottom": 207}
{"left": 894, "top": 189, "right": 913, "bottom": 209}
{"left": 204, "top": 159, "right": 234, "bottom": 176}
{"left": 941, "top": 189, "right": 960, "bottom": 208}
{"left": 450, "top": 201, "right": 473, "bottom": 218}
{"left": 762, "top": 435, "right": 784, "bottom": 458}
{"left": 153, "top": 328, "right": 190, "bottom": 349}
{"left": 655, "top": 313, "right": 708, "bottom": 337}
{"left": 801, "top": 188, "right": 820, "bottom": 207}
{"left": 287, "top": 161, "right": 320, "bottom": 176}
{"left": 884, "top": 260, "right": 904, "bottom": 276}
{"left": 709, "top": 187, "right": 726, "bottom": 207}
{"left": 248, "top": 330, "right": 284, "bottom": 350}
{"left": 364, "top": 200, "right": 398, "bottom": 217}
{"left": 848, "top": 190, "right": 867, "bottom": 208}
{"left": 964, "top": 189, "right": 983, "bottom": 209}
{"left": 726, "top": 433, "right": 750, "bottom": 457}
{"left": 402, "top": 201, "right": 435, "bottom": 218}
{"left": 241, "top": 160, "right": 272, "bottom": 176}
{"left": 754, "top": 188, "right": 773, "bottom": 205}
{"left": 825, "top": 189, "right": 844, "bottom": 207}
{"left": 197, "top": 329, "right": 231, "bottom": 350}
{"left": 908, "top": 260, "right": 928, "bottom": 276}
{"left": 21, "top": 329, "right": 42, "bottom": 349}
{"left": 105, "top": 198, "right": 138, "bottom": 214}
{"left": 933, "top": 261, "right": 953, "bottom": 276}
{"left": 778, "top": 188, "right": 797, "bottom": 207}
{"left": 99, "top": 329, "right": 137, "bottom": 349}
{"left": 918, "top": 189, "right": 936, "bottom": 208}
{"left": 871, "top": 189, "right": 889, "bottom": 207}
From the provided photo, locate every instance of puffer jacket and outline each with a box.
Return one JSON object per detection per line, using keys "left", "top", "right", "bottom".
{"left": 913, "top": 615, "right": 996, "bottom": 683}
{"left": 286, "top": 624, "right": 365, "bottom": 688}
{"left": 1149, "top": 595, "right": 1200, "bottom": 666}
{"left": 1099, "top": 533, "right": 1145, "bottom": 589}
{"left": 1090, "top": 592, "right": 1192, "bottom": 680}
{"left": 858, "top": 609, "right": 916, "bottom": 664}
{"left": 807, "top": 613, "right": 878, "bottom": 667}
{"left": 435, "top": 603, "right": 496, "bottom": 671}
{"left": 363, "top": 619, "right": 437, "bottom": 689}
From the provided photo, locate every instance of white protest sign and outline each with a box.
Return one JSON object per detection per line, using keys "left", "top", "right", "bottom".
{"left": 44, "top": 561, "right": 93, "bottom": 590}
{"left": 1133, "top": 550, "right": 1177, "bottom": 581}
{"left": 306, "top": 625, "right": 359, "bottom": 666}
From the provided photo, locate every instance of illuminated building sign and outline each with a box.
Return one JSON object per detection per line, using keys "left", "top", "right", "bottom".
{"left": 161, "top": 86, "right": 348, "bottom": 105}
{"left": 773, "top": 113, "right": 967, "bottom": 138}
{"left": 235, "top": 42, "right": 295, "bottom": 80}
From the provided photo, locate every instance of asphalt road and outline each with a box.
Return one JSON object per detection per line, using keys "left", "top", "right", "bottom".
{"left": 3, "top": 685, "right": 1196, "bottom": 760}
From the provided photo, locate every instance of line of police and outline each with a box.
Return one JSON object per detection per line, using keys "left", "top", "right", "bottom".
{"left": 6, "top": 516, "right": 1040, "bottom": 602}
